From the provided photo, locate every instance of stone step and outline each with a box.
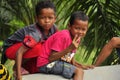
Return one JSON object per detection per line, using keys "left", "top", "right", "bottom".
{"left": 23, "top": 65, "right": 120, "bottom": 80}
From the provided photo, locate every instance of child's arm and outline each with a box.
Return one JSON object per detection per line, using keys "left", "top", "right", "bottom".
{"left": 49, "top": 35, "right": 80, "bottom": 62}
{"left": 15, "top": 45, "right": 29, "bottom": 80}
{"left": 48, "top": 44, "right": 75, "bottom": 62}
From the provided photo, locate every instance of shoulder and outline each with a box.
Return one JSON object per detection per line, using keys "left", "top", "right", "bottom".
{"left": 14, "top": 24, "right": 36, "bottom": 33}
{"left": 24, "top": 24, "right": 37, "bottom": 31}
{"left": 52, "top": 30, "right": 71, "bottom": 41}
{"left": 56, "top": 30, "right": 70, "bottom": 37}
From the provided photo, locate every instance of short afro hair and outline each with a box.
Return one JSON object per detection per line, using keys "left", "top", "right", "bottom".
{"left": 35, "top": 0, "right": 56, "bottom": 16}
{"left": 69, "top": 11, "right": 89, "bottom": 25}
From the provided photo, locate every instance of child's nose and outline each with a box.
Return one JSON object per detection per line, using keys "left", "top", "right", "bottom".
{"left": 45, "top": 18, "right": 50, "bottom": 23}
{"left": 78, "top": 30, "right": 82, "bottom": 34}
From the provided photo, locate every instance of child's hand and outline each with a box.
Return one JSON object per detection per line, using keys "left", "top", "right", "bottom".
{"left": 71, "top": 34, "right": 81, "bottom": 49}
{"left": 73, "top": 61, "right": 94, "bottom": 70}
{"left": 79, "top": 64, "right": 95, "bottom": 70}
{"left": 75, "top": 63, "right": 94, "bottom": 70}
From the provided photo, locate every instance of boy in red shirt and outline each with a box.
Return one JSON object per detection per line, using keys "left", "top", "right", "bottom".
{"left": 37, "top": 11, "right": 94, "bottom": 80}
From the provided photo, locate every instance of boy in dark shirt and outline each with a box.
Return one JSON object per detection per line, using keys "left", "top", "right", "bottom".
{"left": 1, "top": 0, "right": 57, "bottom": 80}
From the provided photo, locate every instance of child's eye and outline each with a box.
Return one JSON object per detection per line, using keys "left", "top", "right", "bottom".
{"left": 75, "top": 27, "right": 80, "bottom": 30}
{"left": 49, "top": 17, "right": 54, "bottom": 19}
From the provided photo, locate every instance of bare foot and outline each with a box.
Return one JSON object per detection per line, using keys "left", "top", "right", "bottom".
{"left": 13, "top": 67, "right": 29, "bottom": 77}
{"left": 21, "top": 67, "right": 29, "bottom": 75}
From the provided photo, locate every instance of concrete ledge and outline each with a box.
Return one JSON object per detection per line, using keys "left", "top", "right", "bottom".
{"left": 22, "top": 73, "right": 71, "bottom": 80}
{"left": 23, "top": 65, "right": 120, "bottom": 80}
{"left": 84, "top": 65, "right": 120, "bottom": 80}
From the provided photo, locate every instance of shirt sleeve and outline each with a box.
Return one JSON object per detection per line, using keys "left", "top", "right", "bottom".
{"left": 23, "top": 35, "right": 37, "bottom": 48}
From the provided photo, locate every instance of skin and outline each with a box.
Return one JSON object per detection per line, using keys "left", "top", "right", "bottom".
{"left": 49, "top": 19, "right": 88, "bottom": 62}
{"left": 94, "top": 37, "right": 120, "bottom": 66}
{"left": 36, "top": 8, "right": 56, "bottom": 35}
{"left": 69, "top": 19, "right": 88, "bottom": 39}
{"left": 15, "top": 8, "right": 56, "bottom": 80}
{"left": 49, "top": 19, "right": 93, "bottom": 80}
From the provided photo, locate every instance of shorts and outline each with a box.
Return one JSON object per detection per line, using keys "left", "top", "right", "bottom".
{"left": 5, "top": 42, "right": 41, "bottom": 59}
{"left": 38, "top": 60, "right": 76, "bottom": 79}
{"left": 5, "top": 42, "right": 42, "bottom": 74}
{"left": 22, "top": 57, "right": 38, "bottom": 73}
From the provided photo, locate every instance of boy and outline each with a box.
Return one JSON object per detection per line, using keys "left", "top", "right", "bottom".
{"left": 94, "top": 37, "right": 120, "bottom": 66}
{"left": 1, "top": 0, "right": 57, "bottom": 80}
{"left": 37, "top": 11, "right": 94, "bottom": 80}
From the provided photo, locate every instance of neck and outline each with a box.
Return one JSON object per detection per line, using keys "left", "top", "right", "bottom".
{"left": 69, "top": 30, "right": 74, "bottom": 40}
{"left": 36, "top": 23, "right": 50, "bottom": 36}
{"left": 44, "top": 30, "right": 49, "bottom": 36}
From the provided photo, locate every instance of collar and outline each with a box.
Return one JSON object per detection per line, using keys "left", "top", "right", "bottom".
{"left": 36, "top": 23, "right": 56, "bottom": 40}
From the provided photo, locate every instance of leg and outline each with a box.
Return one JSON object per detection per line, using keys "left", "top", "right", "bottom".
{"left": 73, "top": 67, "right": 84, "bottom": 80}
{"left": 94, "top": 37, "right": 120, "bottom": 66}
{"left": 61, "top": 61, "right": 84, "bottom": 80}
{"left": 21, "top": 42, "right": 42, "bottom": 73}
{"left": 22, "top": 57, "right": 38, "bottom": 74}
{"left": 13, "top": 62, "right": 29, "bottom": 78}
{"left": 38, "top": 60, "right": 83, "bottom": 80}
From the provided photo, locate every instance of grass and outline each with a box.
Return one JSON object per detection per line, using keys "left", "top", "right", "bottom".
{"left": 5, "top": 60, "right": 14, "bottom": 79}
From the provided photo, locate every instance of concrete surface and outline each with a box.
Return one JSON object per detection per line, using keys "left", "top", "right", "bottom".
{"left": 84, "top": 65, "right": 120, "bottom": 80}
{"left": 22, "top": 65, "right": 120, "bottom": 80}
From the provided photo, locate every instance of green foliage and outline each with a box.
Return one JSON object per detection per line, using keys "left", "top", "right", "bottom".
{"left": 0, "top": 0, "right": 42, "bottom": 40}
{"left": 0, "top": 41, "right": 3, "bottom": 46}
{"left": 53, "top": 0, "right": 120, "bottom": 65}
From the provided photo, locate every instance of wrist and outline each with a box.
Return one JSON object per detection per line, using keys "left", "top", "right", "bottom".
{"left": 69, "top": 44, "right": 76, "bottom": 51}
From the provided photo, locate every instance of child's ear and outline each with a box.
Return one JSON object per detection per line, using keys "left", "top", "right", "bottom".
{"left": 68, "top": 23, "right": 71, "bottom": 29}
{"left": 35, "top": 16, "right": 38, "bottom": 22}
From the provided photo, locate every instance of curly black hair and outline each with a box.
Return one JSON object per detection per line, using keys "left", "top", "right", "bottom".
{"left": 69, "top": 11, "right": 89, "bottom": 25}
{"left": 35, "top": 0, "right": 56, "bottom": 16}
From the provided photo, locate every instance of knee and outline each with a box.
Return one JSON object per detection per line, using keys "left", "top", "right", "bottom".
{"left": 75, "top": 67, "right": 84, "bottom": 74}
{"left": 109, "top": 37, "right": 119, "bottom": 47}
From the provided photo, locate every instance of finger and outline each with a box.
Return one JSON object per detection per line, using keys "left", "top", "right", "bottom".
{"left": 89, "top": 65, "right": 95, "bottom": 69}
{"left": 76, "top": 36, "right": 81, "bottom": 43}
{"left": 75, "top": 34, "right": 81, "bottom": 42}
{"left": 73, "top": 34, "right": 78, "bottom": 42}
{"left": 86, "top": 65, "right": 94, "bottom": 69}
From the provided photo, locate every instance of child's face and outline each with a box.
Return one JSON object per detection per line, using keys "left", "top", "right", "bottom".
{"left": 69, "top": 19, "right": 88, "bottom": 38}
{"left": 36, "top": 8, "right": 56, "bottom": 31}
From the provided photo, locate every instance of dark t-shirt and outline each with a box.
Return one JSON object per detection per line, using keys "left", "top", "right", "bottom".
{"left": 4, "top": 23, "right": 57, "bottom": 48}
{"left": 1, "top": 23, "right": 57, "bottom": 64}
